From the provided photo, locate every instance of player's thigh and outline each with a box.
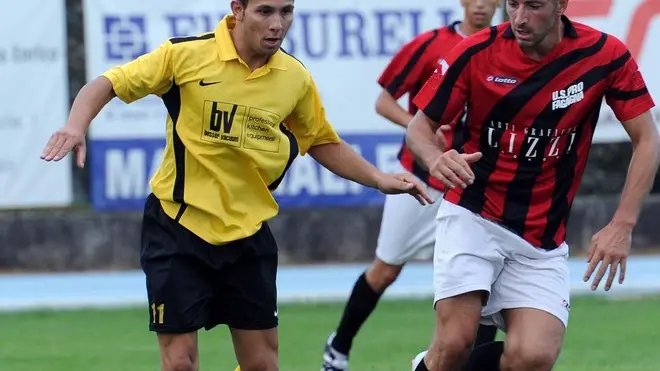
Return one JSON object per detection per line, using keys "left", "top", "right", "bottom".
{"left": 230, "top": 327, "right": 278, "bottom": 371}
{"left": 483, "top": 232, "right": 571, "bottom": 332}
{"left": 433, "top": 201, "right": 504, "bottom": 305}
{"left": 140, "top": 194, "right": 215, "bottom": 335}
{"left": 375, "top": 187, "right": 443, "bottom": 265}
{"left": 212, "top": 221, "right": 278, "bottom": 320}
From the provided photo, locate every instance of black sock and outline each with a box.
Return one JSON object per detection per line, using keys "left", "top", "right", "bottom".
{"left": 463, "top": 341, "right": 504, "bottom": 371}
{"left": 474, "top": 324, "right": 498, "bottom": 347}
{"left": 331, "top": 272, "right": 383, "bottom": 354}
{"left": 414, "top": 358, "right": 430, "bottom": 371}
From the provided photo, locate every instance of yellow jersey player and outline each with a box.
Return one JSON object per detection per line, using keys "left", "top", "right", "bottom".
{"left": 40, "top": 1, "right": 432, "bottom": 370}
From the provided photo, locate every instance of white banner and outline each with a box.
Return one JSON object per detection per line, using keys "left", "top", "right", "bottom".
{"left": 0, "top": 0, "right": 72, "bottom": 208}
{"left": 83, "top": 0, "right": 504, "bottom": 210}
{"left": 567, "top": 0, "right": 660, "bottom": 143}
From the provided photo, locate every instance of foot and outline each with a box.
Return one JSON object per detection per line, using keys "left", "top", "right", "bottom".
{"left": 321, "top": 333, "right": 349, "bottom": 371}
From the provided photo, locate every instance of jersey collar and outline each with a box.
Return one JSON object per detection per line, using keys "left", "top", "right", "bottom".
{"left": 215, "top": 15, "right": 288, "bottom": 71}
{"left": 503, "top": 15, "right": 578, "bottom": 39}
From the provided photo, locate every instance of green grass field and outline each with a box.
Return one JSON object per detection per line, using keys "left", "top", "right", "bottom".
{"left": 1, "top": 296, "right": 659, "bottom": 371}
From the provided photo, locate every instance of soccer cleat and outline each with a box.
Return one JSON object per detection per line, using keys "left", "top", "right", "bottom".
{"left": 411, "top": 350, "right": 428, "bottom": 371}
{"left": 321, "top": 333, "right": 349, "bottom": 371}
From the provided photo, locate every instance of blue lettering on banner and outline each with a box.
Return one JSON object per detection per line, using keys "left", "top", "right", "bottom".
{"left": 104, "top": 15, "right": 148, "bottom": 61}
{"left": 102, "top": 9, "right": 455, "bottom": 63}
{"left": 90, "top": 134, "right": 406, "bottom": 211}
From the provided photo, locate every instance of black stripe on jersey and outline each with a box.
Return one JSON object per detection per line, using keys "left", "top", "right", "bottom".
{"left": 385, "top": 30, "right": 439, "bottom": 96}
{"left": 170, "top": 33, "right": 215, "bottom": 44}
{"left": 280, "top": 47, "right": 305, "bottom": 68}
{"left": 424, "top": 27, "right": 498, "bottom": 122}
{"left": 606, "top": 87, "right": 648, "bottom": 100}
{"left": 540, "top": 50, "right": 632, "bottom": 248}
{"left": 268, "top": 123, "right": 299, "bottom": 191}
{"left": 161, "top": 82, "right": 186, "bottom": 217}
{"left": 458, "top": 33, "right": 608, "bottom": 215}
{"left": 502, "top": 33, "right": 610, "bottom": 237}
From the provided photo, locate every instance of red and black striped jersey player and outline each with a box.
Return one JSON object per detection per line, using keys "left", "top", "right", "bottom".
{"left": 320, "top": 1, "right": 501, "bottom": 371}
{"left": 407, "top": 1, "right": 660, "bottom": 371}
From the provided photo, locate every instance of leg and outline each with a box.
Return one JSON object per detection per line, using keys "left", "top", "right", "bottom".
{"left": 158, "top": 333, "right": 199, "bottom": 371}
{"left": 140, "top": 194, "right": 217, "bottom": 371}
{"left": 231, "top": 328, "right": 278, "bottom": 371}
{"left": 329, "top": 259, "right": 403, "bottom": 355}
{"left": 219, "top": 222, "right": 280, "bottom": 371}
{"left": 324, "top": 188, "right": 442, "bottom": 369}
{"left": 421, "top": 202, "right": 506, "bottom": 371}
{"left": 499, "top": 309, "right": 565, "bottom": 371}
{"left": 425, "top": 291, "right": 486, "bottom": 370}
{"left": 484, "top": 229, "right": 571, "bottom": 371}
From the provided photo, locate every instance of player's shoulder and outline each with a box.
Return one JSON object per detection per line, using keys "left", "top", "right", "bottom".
{"left": 167, "top": 31, "right": 216, "bottom": 51}
{"left": 447, "top": 24, "right": 500, "bottom": 58}
{"left": 276, "top": 48, "right": 314, "bottom": 85}
{"left": 568, "top": 18, "right": 630, "bottom": 59}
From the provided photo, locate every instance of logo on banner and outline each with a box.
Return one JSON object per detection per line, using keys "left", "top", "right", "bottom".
{"left": 104, "top": 16, "right": 148, "bottom": 61}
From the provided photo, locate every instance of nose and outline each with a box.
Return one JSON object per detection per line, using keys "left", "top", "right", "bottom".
{"left": 269, "top": 16, "right": 283, "bottom": 32}
{"left": 512, "top": 6, "right": 528, "bottom": 26}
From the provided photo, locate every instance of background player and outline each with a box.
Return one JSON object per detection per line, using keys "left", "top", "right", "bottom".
{"left": 406, "top": 0, "right": 660, "bottom": 370}
{"left": 321, "top": 1, "right": 501, "bottom": 370}
{"left": 40, "top": 1, "right": 433, "bottom": 371}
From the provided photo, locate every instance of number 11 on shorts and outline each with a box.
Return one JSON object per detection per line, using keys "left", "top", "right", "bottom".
{"left": 151, "top": 303, "right": 165, "bottom": 324}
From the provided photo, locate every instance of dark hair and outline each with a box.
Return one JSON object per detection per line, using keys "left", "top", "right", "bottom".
{"left": 239, "top": 0, "right": 247, "bottom": 5}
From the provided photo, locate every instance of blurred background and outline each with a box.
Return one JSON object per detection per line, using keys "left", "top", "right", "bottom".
{"left": 1, "top": 1, "right": 659, "bottom": 370}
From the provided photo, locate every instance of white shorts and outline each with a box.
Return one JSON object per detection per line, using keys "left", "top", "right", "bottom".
{"left": 433, "top": 201, "right": 571, "bottom": 330}
{"left": 375, "top": 164, "right": 444, "bottom": 265}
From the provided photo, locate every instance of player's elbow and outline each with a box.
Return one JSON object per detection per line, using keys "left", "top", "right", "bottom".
{"left": 374, "top": 90, "right": 391, "bottom": 117}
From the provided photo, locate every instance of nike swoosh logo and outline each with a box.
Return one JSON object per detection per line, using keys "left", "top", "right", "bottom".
{"left": 199, "top": 79, "right": 221, "bottom": 86}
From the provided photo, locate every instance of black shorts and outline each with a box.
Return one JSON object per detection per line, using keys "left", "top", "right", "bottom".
{"left": 140, "top": 193, "right": 278, "bottom": 333}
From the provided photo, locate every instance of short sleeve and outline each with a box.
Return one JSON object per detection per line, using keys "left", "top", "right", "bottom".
{"left": 377, "top": 31, "right": 437, "bottom": 99}
{"left": 605, "top": 39, "right": 655, "bottom": 122}
{"left": 102, "top": 41, "right": 175, "bottom": 104}
{"left": 287, "top": 75, "right": 341, "bottom": 155}
{"left": 412, "top": 36, "right": 476, "bottom": 125}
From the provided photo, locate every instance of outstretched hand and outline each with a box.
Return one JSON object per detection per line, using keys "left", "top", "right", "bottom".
{"left": 375, "top": 173, "right": 434, "bottom": 205}
{"left": 40, "top": 126, "right": 87, "bottom": 168}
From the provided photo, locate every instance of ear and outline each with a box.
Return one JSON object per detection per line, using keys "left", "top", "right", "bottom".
{"left": 230, "top": 0, "right": 245, "bottom": 21}
{"left": 557, "top": 0, "right": 569, "bottom": 15}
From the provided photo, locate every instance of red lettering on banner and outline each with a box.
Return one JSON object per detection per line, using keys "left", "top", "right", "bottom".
{"left": 566, "top": 0, "right": 660, "bottom": 61}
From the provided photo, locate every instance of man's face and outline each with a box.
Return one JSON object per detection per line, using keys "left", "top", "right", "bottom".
{"left": 506, "top": 0, "right": 563, "bottom": 47}
{"left": 233, "top": 0, "right": 294, "bottom": 57}
{"left": 461, "top": 0, "right": 501, "bottom": 28}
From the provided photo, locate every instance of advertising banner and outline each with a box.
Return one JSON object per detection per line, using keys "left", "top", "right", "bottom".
{"left": 84, "top": 0, "right": 490, "bottom": 210}
{"left": 0, "top": 0, "right": 72, "bottom": 208}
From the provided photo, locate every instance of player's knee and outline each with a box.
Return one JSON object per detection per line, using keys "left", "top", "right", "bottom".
{"left": 366, "top": 260, "right": 403, "bottom": 291}
{"left": 159, "top": 334, "right": 198, "bottom": 371}
{"left": 428, "top": 330, "right": 474, "bottom": 367}
{"left": 500, "top": 342, "right": 557, "bottom": 371}
{"left": 162, "top": 355, "right": 196, "bottom": 371}
{"left": 239, "top": 351, "right": 277, "bottom": 371}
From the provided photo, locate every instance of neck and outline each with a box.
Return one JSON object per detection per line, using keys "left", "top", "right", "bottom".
{"left": 459, "top": 21, "right": 486, "bottom": 37}
{"left": 522, "top": 19, "right": 564, "bottom": 61}
{"left": 229, "top": 28, "right": 268, "bottom": 70}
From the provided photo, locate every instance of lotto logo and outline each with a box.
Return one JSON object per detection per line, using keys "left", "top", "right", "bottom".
{"left": 104, "top": 16, "right": 148, "bottom": 61}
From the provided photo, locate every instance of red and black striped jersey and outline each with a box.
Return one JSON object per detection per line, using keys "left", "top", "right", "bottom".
{"left": 413, "top": 16, "right": 655, "bottom": 250}
{"left": 377, "top": 21, "right": 466, "bottom": 192}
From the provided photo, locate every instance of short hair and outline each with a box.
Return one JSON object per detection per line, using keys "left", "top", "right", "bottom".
{"left": 239, "top": 0, "right": 247, "bottom": 5}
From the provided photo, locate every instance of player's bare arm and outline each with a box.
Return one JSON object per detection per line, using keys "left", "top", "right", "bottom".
{"left": 375, "top": 89, "right": 414, "bottom": 128}
{"left": 406, "top": 111, "right": 480, "bottom": 190}
{"left": 40, "top": 76, "right": 116, "bottom": 167}
{"left": 584, "top": 111, "right": 660, "bottom": 291}
{"left": 308, "top": 141, "right": 433, "bottom": 205}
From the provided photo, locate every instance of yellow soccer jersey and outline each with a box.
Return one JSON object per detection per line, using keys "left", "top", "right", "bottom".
{"left": 102, "top": 15, "right": 340, "bottom": 245}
